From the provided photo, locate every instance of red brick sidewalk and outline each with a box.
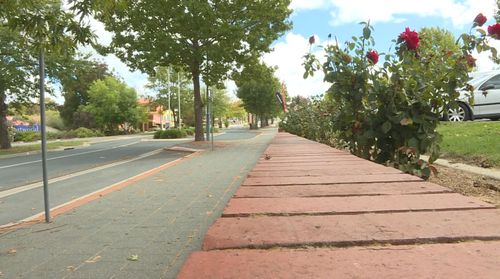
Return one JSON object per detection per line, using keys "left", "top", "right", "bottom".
{"left": 178, "top": 133, "right": 500, "bottom": 278}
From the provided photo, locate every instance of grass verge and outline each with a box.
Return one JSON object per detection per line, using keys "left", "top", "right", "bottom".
{"left": 437, "top": 121, "right": 500, "bottom": 167}
{"left": 0, "top": 141, "right": 87, "bottom": 156}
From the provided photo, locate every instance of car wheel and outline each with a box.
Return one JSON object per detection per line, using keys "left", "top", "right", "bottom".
{"left": 447, "top": 102, "right": 470, "bottom": 122}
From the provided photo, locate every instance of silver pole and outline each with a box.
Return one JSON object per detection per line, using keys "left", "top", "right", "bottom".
{"left": 39, "top": 48, "right": 50, "bottom": 223}
{"left": 206, "top": 87, "right": 210, "bottom": 141}
{"left": 167, "top": 66, "right": 171, "bottom": 112}
{"left": 177, "top": 72, "right": 181, "bottom": 127}
{"left": 210, "top": 91, "right": 214, "bottom": 151}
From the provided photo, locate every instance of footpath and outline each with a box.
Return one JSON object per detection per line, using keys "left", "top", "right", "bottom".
{"left": 178, "top": 132, "right": 500, "bottom": 278}
{"left": 0, "top": 128, "right": 276, "bottom": 278}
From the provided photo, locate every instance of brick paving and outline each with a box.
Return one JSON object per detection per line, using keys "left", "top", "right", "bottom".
{"left": 178, "top": 132, "right": 500, "bottom": 278}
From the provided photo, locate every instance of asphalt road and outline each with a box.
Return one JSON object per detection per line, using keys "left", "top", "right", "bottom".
{"left": 0, "top": 135, "right": 185, "bottom": 191}
{"left": 0, "top": 135, "right": 191, "bottom": 225}
{"left": 0, "top": 128, "right": 261, "bottom": 226}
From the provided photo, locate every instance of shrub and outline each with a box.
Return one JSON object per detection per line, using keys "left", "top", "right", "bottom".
{"left": 47, "top": 131, "right": 63, "bottom": 140}
{"left": 74, "top": 127, "right": 98, "bottom": 138}
{"left": 224, "top": 120, "right": 229, "bottom": 128}
{"left": 14, "top": 131, "right": 40, "bottom": 142}
{"left": 45, "top": 110, "right": 65, "bottom": 130}
{"left": 183, "top": 127, "right": 195, "bottom": 136}
{"left": 300, "top": 17, "right": 497, "bottom": 178}
{"left": 154, "top": 128, "right": 187, "bottom": 139}
{"left": 59, "top": 128, "right": 102, "bottom": 139}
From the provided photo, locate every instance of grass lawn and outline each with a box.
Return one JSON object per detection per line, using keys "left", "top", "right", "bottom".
{"left": 437, "top": 121, "right": 500, "bottom": 167}
{"left": 0, "top": 141, "right": 87, "bottom": 156}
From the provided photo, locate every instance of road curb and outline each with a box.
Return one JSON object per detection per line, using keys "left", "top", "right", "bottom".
{"left": 422, "top": 155, "right": 500, "bottom": 180}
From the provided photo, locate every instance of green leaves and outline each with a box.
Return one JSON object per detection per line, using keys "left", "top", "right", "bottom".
{"left": 83, "top": 76, "right": 142, "bottom": 132}
{"left": 381, "top": 121, "right": 392, "bottom": 134}
{"left": 363, "top": 25, "right": 371, "bottom": 40}
{"left": 291, "top": 15, "right": 500, "bottom": 178}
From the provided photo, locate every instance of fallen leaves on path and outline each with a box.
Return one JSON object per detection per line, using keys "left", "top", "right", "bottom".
{"left": 127, "top": 254, "right": 139, "bottom": 261}
{"left": 85, "top": 255, "right": 101, "bottom": 263}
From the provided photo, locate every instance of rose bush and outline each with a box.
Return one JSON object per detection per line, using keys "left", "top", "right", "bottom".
{"left": 296, "top": 15, "right": 497, "bottom": 178}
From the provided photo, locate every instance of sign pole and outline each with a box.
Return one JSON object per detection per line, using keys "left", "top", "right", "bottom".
{"left": 39, "top": 48, "right": 50, "bottom": 223}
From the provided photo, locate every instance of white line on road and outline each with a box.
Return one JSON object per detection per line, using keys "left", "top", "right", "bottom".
{"left": 0, "top": 141, "right": 140, "bottom": 170}
{"left": 0, "top": 148, "right": 164, "bottom": 199}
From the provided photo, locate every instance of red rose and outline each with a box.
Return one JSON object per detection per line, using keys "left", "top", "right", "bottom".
{"left": 473, "top": 13, "right": 487, "bottom": 27}
{"left": 366, "top": 50, "right": 379, "bottom": 64}
{"left": 308, "top": 35, "right": 315, "bottom": 45}
{"left": 399, "top": 27, "right": 420, "bottom": 50}
{"left": 488, "top": 23, "right": 500, "bottom": 39}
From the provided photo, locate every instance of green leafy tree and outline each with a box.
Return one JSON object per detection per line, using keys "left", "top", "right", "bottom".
{"left": 83, "top": 76, "right": 145, "bottom": 133}
{"left": 0, "top": 0, "right": 94, "bottom": 149}
{"left": 147, "top": 66, "right": 194, "bottom": 127}
{"left": 0, "top": 26, "right": 38, "bottom": 149}
{"left": 59, "top": 56, "right": 111, "bottom": 128}
{"left": 227, "top": 100, "right": 247, "bottom": 121}
{"left": 210, "top": 88, "right": 231, "bottom": 128}
{"left": 236, "top": 62, "right": 282, "bottom": 128}
{"left": 86, "top": 0, "right": 292, "bottom": 140}
{"left": 419, "top": 27, "right": 461, "bottom": 56}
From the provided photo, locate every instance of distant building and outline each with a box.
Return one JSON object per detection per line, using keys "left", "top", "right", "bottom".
{"left": 138, "top": 97, "right": 173, "bottom": 131}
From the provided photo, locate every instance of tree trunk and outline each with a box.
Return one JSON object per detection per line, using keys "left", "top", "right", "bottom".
{"left": 0, "top": 94, "right": 12, "bottom": 149}
{"left": 191, "top": 64, "right": 204, "bottom": 141}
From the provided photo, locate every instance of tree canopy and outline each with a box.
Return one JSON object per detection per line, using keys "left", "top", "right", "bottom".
{"left": 146, "top": 66, "right": 195, "bottom": 127}
{"left": 236, "top": 62, "right": 282, "bottom": 127}
{"left": 83, "top": 76, "right": 146, "bottom": 133}
{"left": 59, "top": 56, "right": 111, "bottom": 127}
{"left": 0, "top": 0, "right": 94, "bottom": 148}
{"left": 86, "top": 0, "right": 292, "bottom": 140}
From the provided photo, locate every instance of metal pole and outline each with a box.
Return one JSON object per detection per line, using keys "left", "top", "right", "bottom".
{"left": 39, "top": 48, "right": 50, "bottom": 223}
{"left": 210, "top": 90, "right": 214, "bottom": 151}
{"left": 167, "top": 66, "right": 171, "bottom": 111}
{"left": 177, "top": 72, "right": 181, "bottom": 127}
{"left": 206, "top": 87, "right": 210, "bottom": 141}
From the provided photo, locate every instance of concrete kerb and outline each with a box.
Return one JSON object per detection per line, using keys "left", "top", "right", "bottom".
{"left": 421, "top": 155, "right": 500, "bottom": 180}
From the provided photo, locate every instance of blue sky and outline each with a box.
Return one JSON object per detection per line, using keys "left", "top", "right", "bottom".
{"left": 81, "top": 0, "right": 499, "bottom": 102}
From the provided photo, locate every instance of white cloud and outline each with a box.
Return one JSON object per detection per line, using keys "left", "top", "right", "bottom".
{"left": 327, "top": 0, "right": 496, "bottom": 27}
{"left": 475, "top": 39, "right": 500, "bottom": 71}
{"left": 76, "top": 19, "right": 152, "bottom": 98}
{"left": 263, "top": 33, "right": 330, "bottom": 98}
{"left": 290, "top": 0, "right": 328, "bottom": 11}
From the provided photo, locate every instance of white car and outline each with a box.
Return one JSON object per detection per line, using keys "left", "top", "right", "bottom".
{"left": 446, "top": 71, "right": 500, "bottom": 121}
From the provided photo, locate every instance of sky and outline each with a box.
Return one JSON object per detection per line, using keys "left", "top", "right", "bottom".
{"left": 81, "top": 0, "right": 500, "bottom": 102}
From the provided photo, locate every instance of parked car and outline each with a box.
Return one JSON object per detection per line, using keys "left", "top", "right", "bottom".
{"left": 446, "top": 71, "right": 500, "bottom": 121}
